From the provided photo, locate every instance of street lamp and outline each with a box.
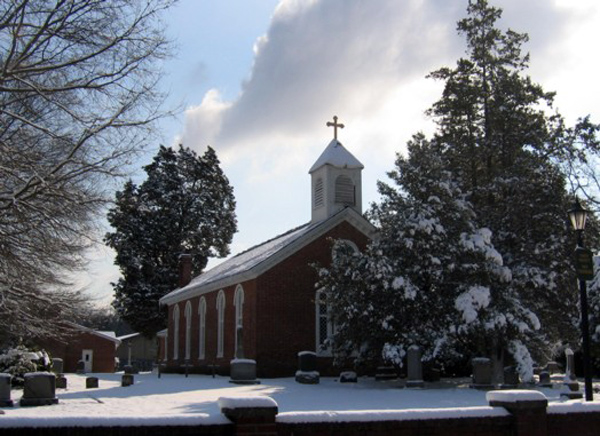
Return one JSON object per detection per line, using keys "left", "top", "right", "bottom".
{"left": 568, "top": 198, "right": 594, "bottom": 401}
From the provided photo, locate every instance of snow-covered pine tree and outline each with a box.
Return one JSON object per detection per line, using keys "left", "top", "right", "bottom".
{"left": 321, "top": 0, "right": 600, "bottom": 380}
{"left": 319, "top": 135, "right": 541, "bottom": 380}
{"left": 426, "top": 0, "right": 596, "bottom": 367}
{"left": 106, "top": 145, "right": 237, "bottom": 336}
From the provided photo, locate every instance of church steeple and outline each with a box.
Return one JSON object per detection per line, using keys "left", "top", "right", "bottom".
{"left": 310, "top": 116, "right": 363, "bottom": 223}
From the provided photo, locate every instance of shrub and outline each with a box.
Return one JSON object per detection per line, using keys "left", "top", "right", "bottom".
{"left": 0, "top": 345, "right": 52, "bottom": 387}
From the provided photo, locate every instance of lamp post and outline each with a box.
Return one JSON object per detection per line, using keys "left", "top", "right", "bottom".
{"left": 568, "top": 199, "right": 594, "bottom": 401}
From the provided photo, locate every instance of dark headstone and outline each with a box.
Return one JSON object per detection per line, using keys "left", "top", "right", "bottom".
{"left": 55, "top": 375, "right": 67, "bottom": 389}
{"left": 0, "top": 373, "right": 13, "bottom": 407}
{"left": 122, "top": 374, "right": 134, "bottom": 387}
{"left": 538, "top": 371, "right": 552, "bottom": 388}
{"left": 86, "top": 376, "right": 99, "bottom": 389}
{"left": 295, "top": 351, "right": 320, "bottom": 384}
{"left": 20, "top": 372, "right": 58, "bottom": 406}
{"left": 546, "top": 361, "right": 559, "bottom": 374}
{"left": 561, "top": 381, "right": 583, "bottom": 399}
{"left": 375, "top": 366, "right": 397, "bottom": 381}
{"left": 424, "top": 366, "right": 441, "bottom": 382}
{"left": 501, "top": 366, "right": 520, "bottom": 389}
{"left": 51, "top": 358, "right": 63, "bottom": 374}
{"left": 471, "top": 357, "right": 493, "bottom": 389}
{"left": 406, "top": 346, "right": 424, "bottom": 388}
{"left": 297, "top": 351, "right": 317, "bottom": 372}
{"left": 230, "top": 359, "right": 259, "bottom": 385}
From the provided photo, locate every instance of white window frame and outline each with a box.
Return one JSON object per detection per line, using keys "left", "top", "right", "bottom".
{"left": 198, "top": 297, "right": 207, "bottom": 360}
{"left": 172, "top": 304, "right": 180, "bottom": 360}
{"left": 315, "top": 289, "right": 335, "bottom": 357}
{"left": 216, "top": 290, "right": 226, "bottom": 358}
{"left": 233, "top": 285, "right": 244, "bottom": 353}
{"left": 184, "top": 301, "right": 192, "bottom": 361}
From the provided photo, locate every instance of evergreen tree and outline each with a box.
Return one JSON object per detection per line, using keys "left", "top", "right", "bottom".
{"left": 320, "top": 0, "right": 599, "bottom": 379}
{"left": 427, "top": 0, "right": 589, "bottom": 357}
{"left": 106, "top": 145, "right": 237, "bottom": 336}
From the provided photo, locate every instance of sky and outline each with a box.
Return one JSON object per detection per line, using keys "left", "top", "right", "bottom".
{"left": 80, "top": 0, "right": 600, "bottom": 307}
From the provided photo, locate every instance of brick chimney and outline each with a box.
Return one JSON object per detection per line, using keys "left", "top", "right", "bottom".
{"left": 178, "top": 254, "right": 192, "bottom": 288}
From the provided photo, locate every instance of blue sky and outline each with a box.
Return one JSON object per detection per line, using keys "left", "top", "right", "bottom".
{"left": 82, "top": 0, "right": 600, "bottom": 307}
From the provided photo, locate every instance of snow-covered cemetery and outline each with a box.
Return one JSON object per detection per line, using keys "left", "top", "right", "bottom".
{"left": 2, "top": 0, "right": 600, "bottom": 435}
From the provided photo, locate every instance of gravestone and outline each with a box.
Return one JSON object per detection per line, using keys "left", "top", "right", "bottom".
{"left": 375, "top": 366, "right": 397, "bottom": 381}
{"left": 339, "top": 371, "right": 358, "bottom": 383}
{"left": 0, "top": 373, "right": 13, "bottom": 407}
{"left": 76, "top": 360, "right": 85, "bottom": 374}
{"left": 20, "top": 372, "right": 59, "bottom": 406}
{"left": 470, "top": 357, "right": 493, "bottom": 389}
{"left": 86, "top": 376, "right": 99, "bottom": 389}
{"left": 564, "top": 348, "right": 576, "bottom": 382}
{"left": 538, "top": 371, "right": 552, "bottom": 388}
{"left": 122, "top": 374, "right": 134, "bottom": 387}
{"left": 55, "top": 374, "right": 67, "bottom": 389}
{"left": 295, "top": 351, "right": 319, "bottom": 384}
{"left": 51, "top": 358, "right": 63, "bottom": 374}
{"left": 546, "top": 361, "right": 559, "bottom": 374}
{"left": 560, "top": 381, "right": 582, "bottom": 399}
{"left": 229, "top": 327, "right": 259, "bottom": 385}
{"left": 406, "top": 345, "right": 425, "bottom": 388}
{"left": 501, "top": 366, "right": 520, "bottom": 389}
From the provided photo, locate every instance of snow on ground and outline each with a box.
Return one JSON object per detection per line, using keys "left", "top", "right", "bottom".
{"left": 0, "top": 372, "right": 598, "bottom": 427}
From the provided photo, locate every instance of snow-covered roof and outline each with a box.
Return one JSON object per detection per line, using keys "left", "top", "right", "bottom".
{"left": 160, "top": 207, "right": 376, "bottom": 306}
{"left": 66, "top": 322, "right": 122, "bottom": 345}
{"left": 309, "top": 139, "right": 364, "bottom": 173}
{"left": 117, "top": 332, "right": 140, "bottom": 341}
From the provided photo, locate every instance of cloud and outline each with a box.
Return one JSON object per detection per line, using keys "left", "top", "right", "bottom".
{"left": 176, "top": 0, "right": 600, "bottom": 247}
{"left": 179, "top": 0, "right": 467, "bottom": 156}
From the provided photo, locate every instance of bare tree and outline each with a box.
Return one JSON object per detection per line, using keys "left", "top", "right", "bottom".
{"left": 0, "top": 0, "right": 175, "bottom": 344}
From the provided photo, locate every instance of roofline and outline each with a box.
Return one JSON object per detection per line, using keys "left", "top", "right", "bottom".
{"left": 159, "top": 208, "right": 376, "bottom": 306}
{"left": 66, "top": 322, "right": 122, "bottom": 345}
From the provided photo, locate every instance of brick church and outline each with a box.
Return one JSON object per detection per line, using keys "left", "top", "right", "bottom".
{"left": 159, "top": 118, "right": 376, "bottom": 377}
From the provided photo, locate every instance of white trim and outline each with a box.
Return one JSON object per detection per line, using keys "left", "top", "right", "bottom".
{"left": 315, "top": 290, "right": 335, "bottom": 357}
{"left": 172, "top": 304, "right": 180, "bottom": 360}
{"left": 216, "top": 290, "right": 226, "bottom": 358}
{"left": 234, "top": 285, "right": 244, "bottom": 353}
{"left": 198, "top": 297, "right": 207, "bottom": 360}
{"left": 160, "top": 208, "right": 376, "bottom": 306}
{"left": 184, "top": 301, "right": 192, "bottom": 361}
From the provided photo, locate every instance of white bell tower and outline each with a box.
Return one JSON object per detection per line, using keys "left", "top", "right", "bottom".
{"left": 309, "top": 116, "right": 363, "bottom": 223}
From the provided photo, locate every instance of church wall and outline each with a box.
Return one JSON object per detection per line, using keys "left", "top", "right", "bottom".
{"left": 166, "top": 279, "right": 258, "bottom": 375}
{"left": 255, "top": 220, "right": 370, "bottom": 377}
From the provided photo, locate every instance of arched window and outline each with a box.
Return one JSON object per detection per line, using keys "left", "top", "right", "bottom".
{"left": 198, "top": 297, "right": 207, "bottom": 360}
{"left": 172, "top": 304, "right": 180, "bottom": 361}
{"left": 314, "top": 178, "right": 324, "bottom": 208}
{"left": 335, "top": 175, "right": 355, "bottom": 205}
{"left": 216, "top": 290, "right": 226, "bottom": 358}
{"left": 234, "top": 285, "right": 244, "bottom": 353}
{"left": 332, "top": 239, "right": 359, "bottom": 262}
{"left": 315, "top": 290, "right": 335, "bottom": 356}
{"left": 184, "top": 301, "right": 192, "bottom": 360}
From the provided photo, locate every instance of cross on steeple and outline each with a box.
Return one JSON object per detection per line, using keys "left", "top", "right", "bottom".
{"left": 326, "top": 115, "right": 344, "bottom": 140}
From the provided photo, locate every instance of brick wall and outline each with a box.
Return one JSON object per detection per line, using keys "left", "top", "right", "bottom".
{"left": 43, "top": 332, "right": 117, "bottom": 373}
{"left": 256, "top": 221, "right": 369, "bottom": 377}
{"left": 4, "top": 396, "right": 600, "bottom": 436}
